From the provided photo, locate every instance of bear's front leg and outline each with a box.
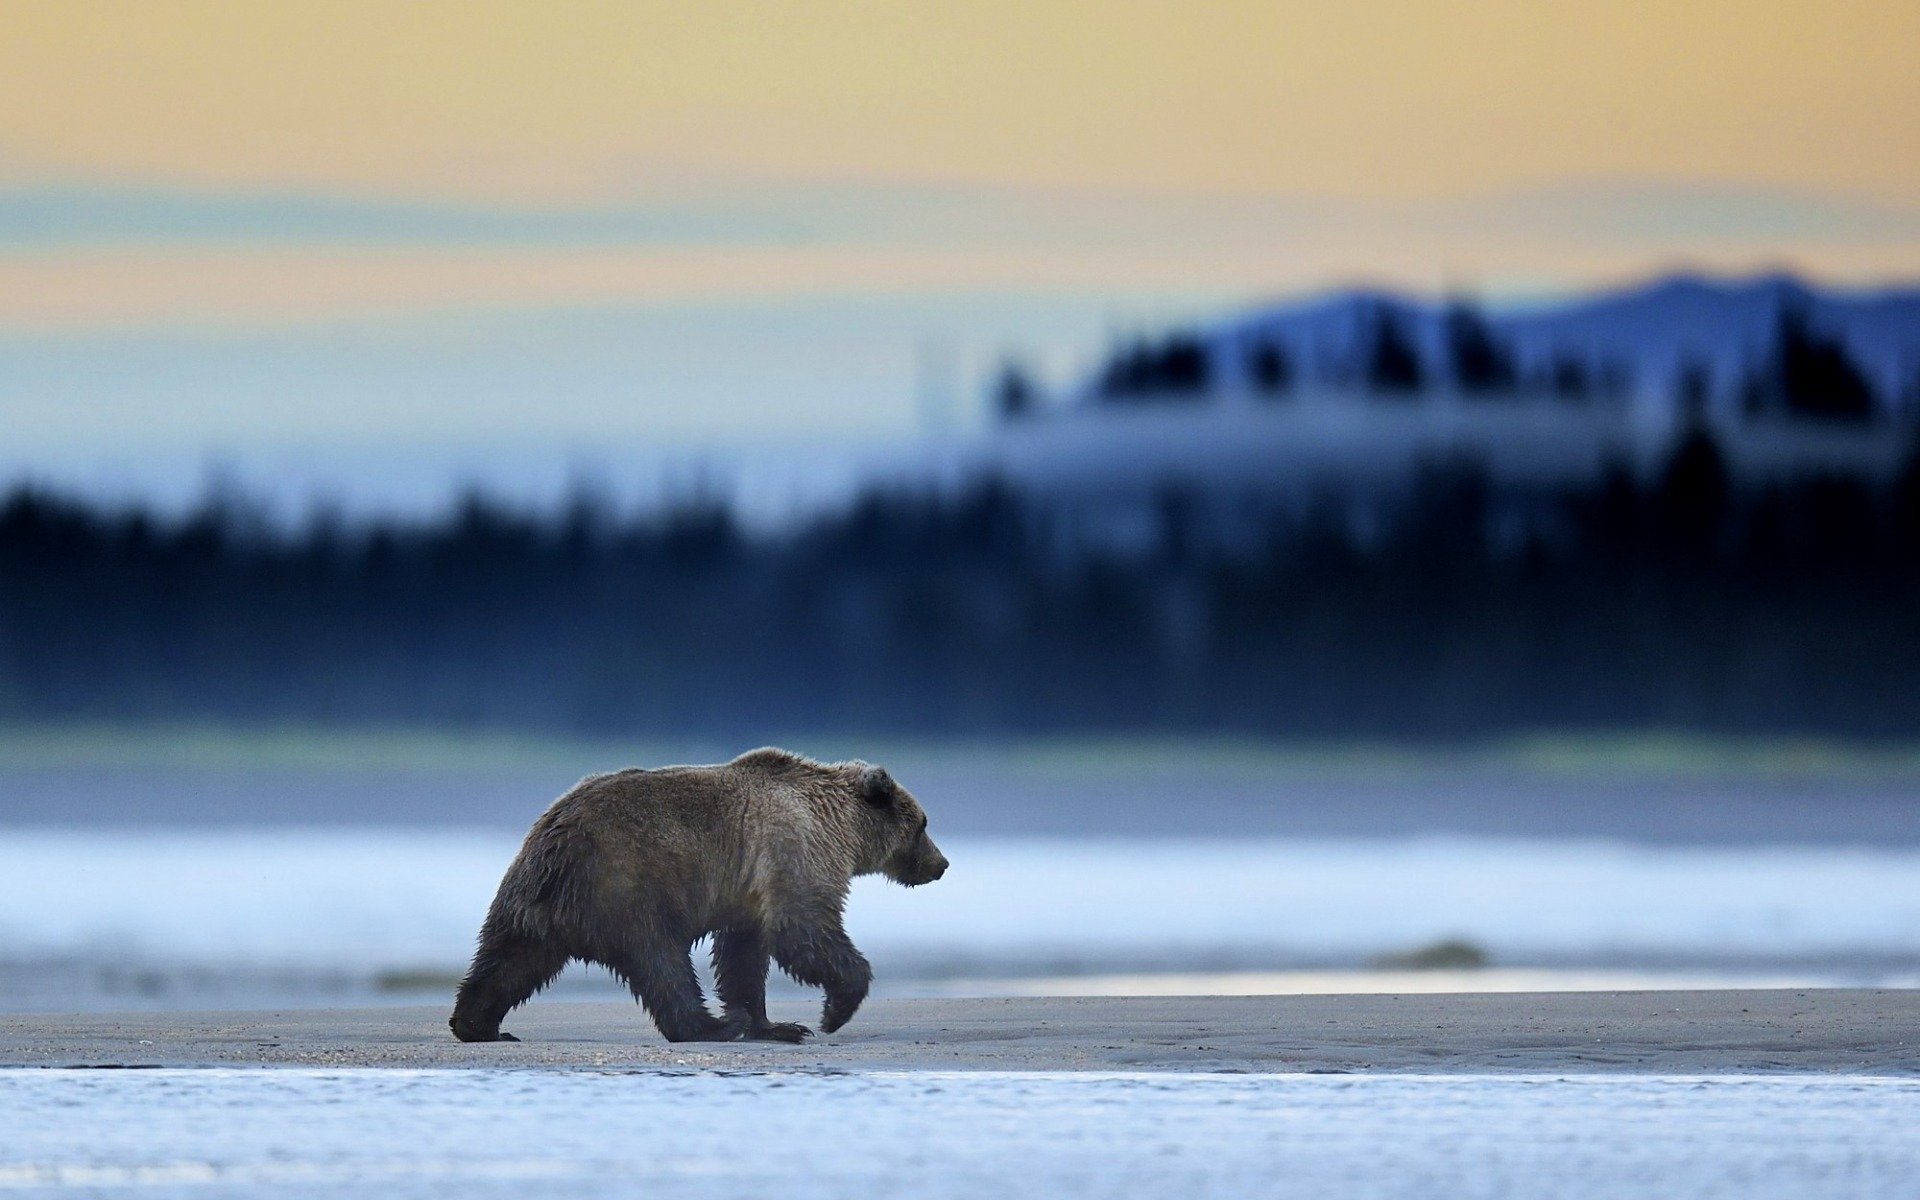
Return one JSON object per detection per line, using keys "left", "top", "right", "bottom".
{"left": 713, "top": 927, "right": 812, "bottom": 1042}
{"left": 772, "top": 920, "right": 873, "bottom": 1035}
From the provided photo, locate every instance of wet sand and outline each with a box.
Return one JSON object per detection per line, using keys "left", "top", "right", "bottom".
{"left": 2, "top": 990, "right": 1915, "bottom": 1074}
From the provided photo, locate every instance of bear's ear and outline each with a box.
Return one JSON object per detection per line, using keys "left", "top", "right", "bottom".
{"left": 860, "top": 764, "right": 896, "bottom": 808}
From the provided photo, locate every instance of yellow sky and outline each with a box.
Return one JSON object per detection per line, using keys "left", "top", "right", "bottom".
{"left": 4, "top": 0, "right": 1918, "bottom": 205}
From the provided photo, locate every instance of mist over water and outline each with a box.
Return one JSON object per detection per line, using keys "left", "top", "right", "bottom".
{"left": 2, "top": 826, "right": 1915, "bottom": 1013}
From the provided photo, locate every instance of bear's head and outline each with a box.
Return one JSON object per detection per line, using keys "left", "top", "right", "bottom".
{"left": 854, "top": 763, "right": 948, "bottom": 887}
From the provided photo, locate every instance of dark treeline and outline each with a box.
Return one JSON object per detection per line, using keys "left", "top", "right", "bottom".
{"left": 1087, "top": 302, "right": 1885, "bottom": 419}
{"left": 5, "top": 431, "right": 1920, "bottom": 738}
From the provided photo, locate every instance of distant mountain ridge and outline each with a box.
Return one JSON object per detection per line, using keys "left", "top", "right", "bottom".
{"left": 988, "top": 273, "right": 1920, "bottom": 518}
{"left": 1186, "top": 272, "right": 1920, "bottom": 412}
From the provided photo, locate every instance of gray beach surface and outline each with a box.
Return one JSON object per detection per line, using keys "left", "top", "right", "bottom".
{"left": 3, "top": 990, "right": 1915, "bottom": 1074}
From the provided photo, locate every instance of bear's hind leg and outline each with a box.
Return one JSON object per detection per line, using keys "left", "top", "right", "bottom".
{"left": 609, "top": 943, "right": 738, "bottom": 1043}
{"left": 713, "top": 928, "right": 811, "bottom": 1043}
{"left": 450, "top": 925, "right": 568, "bottom": 1042}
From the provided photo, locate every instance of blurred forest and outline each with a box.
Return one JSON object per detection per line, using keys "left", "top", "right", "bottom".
{"left": 5, "top": 422, "right": 1920, "bottom": 739}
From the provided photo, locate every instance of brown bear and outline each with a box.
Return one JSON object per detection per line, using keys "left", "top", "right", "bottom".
{"left": 449, "top": 748, "right": 947, "bottom": 1044}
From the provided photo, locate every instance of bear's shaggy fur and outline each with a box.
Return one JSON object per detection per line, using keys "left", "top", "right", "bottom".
{"left": 449, "top": 748, "right": 947, "bottom": 1044}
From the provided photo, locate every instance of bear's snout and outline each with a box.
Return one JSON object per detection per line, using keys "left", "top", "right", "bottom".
{"left": 912, "top": 834, "right": 949, "bottom": 884}
{"left": 904, "top": 855, "right": 946, "bottom": 886}
{"left": 889, "top": 834, "right": 948, "bottom": 886}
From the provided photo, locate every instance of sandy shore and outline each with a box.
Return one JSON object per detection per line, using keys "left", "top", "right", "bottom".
{"left": 2, "top": 990, "right": 1915, "bottom": 1074}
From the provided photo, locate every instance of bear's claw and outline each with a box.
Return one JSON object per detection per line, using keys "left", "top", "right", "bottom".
{"left": 449, "top": 1013, "right": 520, "bottom": 1043}
{"left": 749, "top": 1022, "right": 812, "bottom": 1043}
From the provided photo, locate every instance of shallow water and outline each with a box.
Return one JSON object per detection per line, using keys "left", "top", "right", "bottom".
{"left": 2, "top": 831, "right": 1919, "bottom": 1010}
{"left": 1, "top": 1069, "right": 1915, "bottom": 1198}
